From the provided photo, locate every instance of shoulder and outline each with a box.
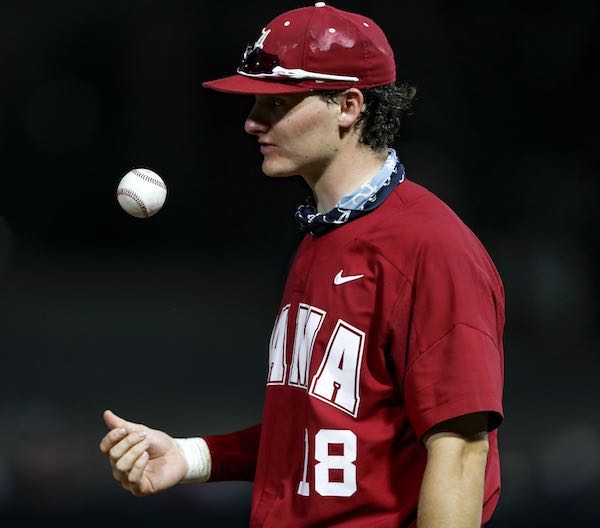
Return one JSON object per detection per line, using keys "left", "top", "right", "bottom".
{"left": 351, "top": 179, "right": 504, "bottom": 301}
{"left": 360, "top": 179, "right": 490, "bottom": 261}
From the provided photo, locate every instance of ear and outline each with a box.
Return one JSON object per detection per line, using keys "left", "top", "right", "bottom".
{"left": 337, "top": 88, "right": 365, "bottom": 129}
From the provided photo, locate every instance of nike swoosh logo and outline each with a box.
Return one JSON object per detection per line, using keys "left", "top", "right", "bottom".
{"left": 334, "top": 270, "right": 365, "bottom": 286}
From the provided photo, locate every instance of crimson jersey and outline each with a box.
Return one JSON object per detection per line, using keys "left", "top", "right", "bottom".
{"left": 206, "top": 178, "right": 505, "bottom": 527}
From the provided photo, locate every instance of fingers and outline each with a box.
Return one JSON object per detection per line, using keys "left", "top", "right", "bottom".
{"left": 99, "top": 427, "right": 127, "bottom": 455}
{"left": 104, "top": 431, "right": 151, "bottom": 495}
{"left": 108, "top": 430, "right": 147, "bottom": 462}
{"left": 127, "top": 451, "right": 150, "bottom": 495}
{"left": 114, "top": 436, "right": 150, "bottom": 473}
{"left": 100, "top": 413, "right": 155, "bottom": 497}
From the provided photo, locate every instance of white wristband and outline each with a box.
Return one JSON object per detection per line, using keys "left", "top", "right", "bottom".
{"left": 174, "top": 437, "right": 212, "bottom": 483}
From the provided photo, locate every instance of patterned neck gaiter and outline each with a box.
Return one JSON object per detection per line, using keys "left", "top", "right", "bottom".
{"left": 294, "top": 149, "right": 405, "bottom": 236}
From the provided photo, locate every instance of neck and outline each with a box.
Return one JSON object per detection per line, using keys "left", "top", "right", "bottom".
{"left": 303, "top": 143, "right": 389, "bottom": 213}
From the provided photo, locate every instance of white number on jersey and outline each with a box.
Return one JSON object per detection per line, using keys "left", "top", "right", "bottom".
{"left": 297, "top": 429, "right": 358, "bottom": 497}
{"left": 297, "top": 428, "right": 311, "bottom": 496}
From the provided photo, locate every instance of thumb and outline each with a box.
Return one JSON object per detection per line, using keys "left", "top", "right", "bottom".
{"left": 103, "top": 409, "right": 139, "bottom": 431}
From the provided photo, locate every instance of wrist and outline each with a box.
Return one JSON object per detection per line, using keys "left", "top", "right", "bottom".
{"left": 174, "top": 437, "right": 212, "bottom": 483}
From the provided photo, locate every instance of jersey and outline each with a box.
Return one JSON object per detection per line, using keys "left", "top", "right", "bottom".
{"left": 205, "top": 177, "right": 505, "bottom": 527}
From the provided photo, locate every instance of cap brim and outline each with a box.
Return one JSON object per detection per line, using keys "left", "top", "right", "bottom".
{"left": 202, "top": 74, "right": 320, "bottom": 95}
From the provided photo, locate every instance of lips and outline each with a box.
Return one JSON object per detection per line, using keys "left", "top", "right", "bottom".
{"left": 260, "top": 142, "right": 278, "bottom": 154}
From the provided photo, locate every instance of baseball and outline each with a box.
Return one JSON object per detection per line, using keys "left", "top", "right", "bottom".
{"left": 116, "top": 168, "right": 167, "bottom": 218}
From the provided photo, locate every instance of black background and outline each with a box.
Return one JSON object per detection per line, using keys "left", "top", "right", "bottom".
{"left": 0, "top": 1, "right": 599, "bottom": 526}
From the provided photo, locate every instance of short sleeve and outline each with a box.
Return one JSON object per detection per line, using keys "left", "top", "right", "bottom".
{"left": 393, "top": 222, "right": 505, "bottom": 441}
{"left": 404, "top": 323, "right": 504, "bottom": 439}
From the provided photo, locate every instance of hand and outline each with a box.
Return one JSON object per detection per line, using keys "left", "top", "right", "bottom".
{"left": 99, "top": 409, "right": 188, "bottom": 496}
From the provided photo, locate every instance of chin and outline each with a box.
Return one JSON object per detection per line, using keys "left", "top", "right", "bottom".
{"left": 261, "top": 159, "right": 296, "bottom": 178}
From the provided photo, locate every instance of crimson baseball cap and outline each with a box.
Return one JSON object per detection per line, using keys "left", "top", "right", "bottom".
{"left": 202, "top": 2, "right": 396, "bottom": 94}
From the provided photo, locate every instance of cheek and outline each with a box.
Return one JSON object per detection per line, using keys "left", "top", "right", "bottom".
{"left": 290, "top": 112, "right": 321, "bottom": 135}
{"left": 299, "top": 108, "right": 336, "bottom": 135}
{"left": 284, "top": 112, "right": 338, "bottom": 155}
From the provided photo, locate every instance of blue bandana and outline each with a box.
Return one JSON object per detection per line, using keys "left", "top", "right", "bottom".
{"left": 294, "top": 149, "right": 405, "bottom": 236}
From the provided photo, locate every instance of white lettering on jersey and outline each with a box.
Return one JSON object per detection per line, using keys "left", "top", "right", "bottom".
{"left": 267, "top": 304, "right": 290, "bottom": 385}
{"left": 289, "top": 304, "right": 326, "bottom": 389}
{"left": 254, "top": 28, "right": 271, "bottom": 49}
{"left": 309, "top": 320, "right": 365, "bottom": 417}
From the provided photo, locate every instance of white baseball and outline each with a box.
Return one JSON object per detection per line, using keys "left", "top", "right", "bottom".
{"left": 116, "top": 168, "right": 167, "bottom": 218}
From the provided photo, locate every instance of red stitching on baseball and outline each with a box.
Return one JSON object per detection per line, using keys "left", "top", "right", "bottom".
{"left": 117, "top": 188, "right": 150, "bottom": 217}
{"left": 132, "top": 168, "right": 167, "bottom": 189}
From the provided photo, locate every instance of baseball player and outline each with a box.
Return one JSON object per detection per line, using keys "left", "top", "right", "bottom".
{"left": 99, "top": 3, "right": 505, "bottom": 527}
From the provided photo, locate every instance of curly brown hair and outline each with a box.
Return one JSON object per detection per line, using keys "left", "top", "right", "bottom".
{"left": 319, "top": 83, "right": 417, "bottom": 150}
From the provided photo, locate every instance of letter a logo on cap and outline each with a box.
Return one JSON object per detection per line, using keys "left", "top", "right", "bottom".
{"left": 254, "top": 28, "right": 271, "bottom": 49}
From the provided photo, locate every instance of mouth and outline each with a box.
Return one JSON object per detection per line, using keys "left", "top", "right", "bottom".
{"left": 260, "top": 143, "right": 278, "bottom": 154}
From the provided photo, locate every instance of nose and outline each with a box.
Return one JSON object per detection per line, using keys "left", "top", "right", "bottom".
{"left": 244, "top": 101, "right": 270, "bottom": 136}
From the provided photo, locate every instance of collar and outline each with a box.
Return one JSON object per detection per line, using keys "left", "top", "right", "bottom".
{"left": 294, "top": 149, "right": 405, "bottom": 236}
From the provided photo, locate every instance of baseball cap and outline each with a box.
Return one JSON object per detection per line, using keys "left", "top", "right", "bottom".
{"left": 202, "top": 2, "right": 396, "bottom": 94}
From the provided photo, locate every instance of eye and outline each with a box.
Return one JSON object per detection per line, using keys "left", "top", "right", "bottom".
{"left": 254, "top": 95, "right": 287, "bottom": 112}
{"left": 269, "top": 97, "right": 285, "bottom": 108}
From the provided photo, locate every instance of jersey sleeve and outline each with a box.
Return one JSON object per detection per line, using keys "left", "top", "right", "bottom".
{"left": 203, "top": 423, "right": 262, "bottom": 482}
{"left": 391, "top": 226, "right": 505, "bottom": 441}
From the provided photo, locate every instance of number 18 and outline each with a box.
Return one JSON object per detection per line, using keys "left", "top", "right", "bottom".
{"left": 297, "top": 428, "right": 357, "bottom": 497}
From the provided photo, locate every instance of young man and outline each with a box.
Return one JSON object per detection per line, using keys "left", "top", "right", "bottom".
{"left": 99, "top": 3, "right": 505, "bottom": 527}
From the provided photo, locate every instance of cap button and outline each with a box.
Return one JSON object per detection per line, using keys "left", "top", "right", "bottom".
{"left": 315, "top": 2, "right": 326, "bottom": 7}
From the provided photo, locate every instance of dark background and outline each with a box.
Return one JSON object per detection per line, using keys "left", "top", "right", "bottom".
{"left": 0, "top": 1, "right": 598, "bottom": 526}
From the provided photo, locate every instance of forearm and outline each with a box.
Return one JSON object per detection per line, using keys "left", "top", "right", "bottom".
{"left": 203, "top": 423, "right": 262, "bottom": 482}
{"left": 417, "top": 436, "right": 488, "bottom": 528}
